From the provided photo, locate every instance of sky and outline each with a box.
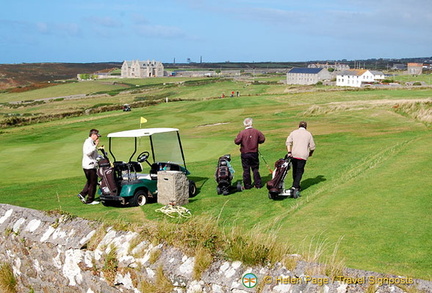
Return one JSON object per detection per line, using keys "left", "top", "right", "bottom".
{"left": 1, "top": 0, "right": 431, "bottom": 64}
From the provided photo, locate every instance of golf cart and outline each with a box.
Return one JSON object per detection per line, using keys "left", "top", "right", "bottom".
{"left": 97, "top": 128, "right": 197, "bottom": 207}
{"left": 122, "top": 104, "right": 131, "bottom": 111}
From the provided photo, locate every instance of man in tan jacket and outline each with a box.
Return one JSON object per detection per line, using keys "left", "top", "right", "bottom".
{"left": 286, "top": 121, "right": 315, "bottom": 195}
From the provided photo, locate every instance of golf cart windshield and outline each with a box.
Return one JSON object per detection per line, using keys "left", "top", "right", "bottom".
{"left": 107, "top": 128, "right": 186, "bottom": 166}
{"left": 151, "top": 131, "right": 184, "bottom": 164}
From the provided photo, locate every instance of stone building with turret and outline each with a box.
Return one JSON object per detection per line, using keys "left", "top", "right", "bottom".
{"left": 121, "top": 60, "right": 164, "bottom": 78}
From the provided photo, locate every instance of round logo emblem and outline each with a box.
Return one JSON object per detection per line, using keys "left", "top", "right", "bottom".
{"left": 242, "top": 273, "right": 258, "bottom": 288}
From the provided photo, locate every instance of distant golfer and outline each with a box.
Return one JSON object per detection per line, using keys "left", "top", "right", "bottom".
{"left": 77, "top": 129, "right": 101, "bottom": 205}
{"left": 286, "top": 121, "right": 316, "bottom": 195}
{"left": 234, "top": 118, "right": 265, "bottom": 189}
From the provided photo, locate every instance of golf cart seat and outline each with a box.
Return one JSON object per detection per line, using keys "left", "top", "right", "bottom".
{"left": 113, "top": 161, "right": 142, "bottom": 172}
{"left": 149, "top": 162, "right": 182, "bottom": 179}
{"left": 128, "top": 161, "right": 143, "bottom": 172}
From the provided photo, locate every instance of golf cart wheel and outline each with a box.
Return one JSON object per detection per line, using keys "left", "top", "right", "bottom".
{"left": 268, "top": 192, "right": 278, "bottom": 200}
{"left": 189, "top": 180, "right": 197, "bottom": 197}
{"left": 130, "top": 190, "right": 147, "bottom": 207}
{"left": 216, "top": 186, "right": 222, "bottom": 195}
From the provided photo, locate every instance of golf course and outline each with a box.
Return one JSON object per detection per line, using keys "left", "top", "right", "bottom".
{"left": 0, "top": 74, "right": 431, "bottom": 281}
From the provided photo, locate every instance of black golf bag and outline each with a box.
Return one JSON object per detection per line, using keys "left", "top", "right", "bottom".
{"left": 96, "top": 148, "right": 119, "bottom": 196}
{"left": 266, "top": 155, "right": 295, "bottom": 199}
{"left": 215, "top": 154, "right": 242, "bottom": 195}
{"left": 215, "top": 155, "right": 233, "bottom": 195}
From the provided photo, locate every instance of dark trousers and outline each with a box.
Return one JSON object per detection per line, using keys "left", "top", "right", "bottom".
{"left": 80, "top": 168, "right": 98, "bottom": 202}
{"left": 291, "top": 158, "right": 307, "bottom": 189}
{"left": 241, "top": 152, "right": 262, "bottom": 189}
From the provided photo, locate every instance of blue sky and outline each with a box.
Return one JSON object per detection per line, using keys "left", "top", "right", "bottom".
{"left": 1, "top": 0, "right": 431, "bottom": 64}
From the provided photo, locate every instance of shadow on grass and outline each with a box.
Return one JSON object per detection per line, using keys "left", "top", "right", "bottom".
{"left": 259, "top": 174, "right": 326, "bottom": 201}
{"left": 301, "top": 175, "right": 326, "bottom": 190}
{"left": 187, "top": 176, "right": 209, "bottom": 198}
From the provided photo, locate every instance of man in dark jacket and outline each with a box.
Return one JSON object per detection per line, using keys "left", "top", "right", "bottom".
{"left": 234, "top": 118, "right": 265, "bottom": 189}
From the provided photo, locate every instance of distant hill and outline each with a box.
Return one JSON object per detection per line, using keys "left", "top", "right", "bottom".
{"left": 0, "top": 62, "right": 121, "bottom": 90}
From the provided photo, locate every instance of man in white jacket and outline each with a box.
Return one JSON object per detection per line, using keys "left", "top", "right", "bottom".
{"left": 77, "top": 129, "right": 101, "bottom": 204}
{"left": 286, "top": 121, "right": 316, "bottom": 196}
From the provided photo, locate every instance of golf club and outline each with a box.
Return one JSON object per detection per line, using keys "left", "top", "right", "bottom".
{"left": 258, "top": 150, "right": 273, "bottom": 174}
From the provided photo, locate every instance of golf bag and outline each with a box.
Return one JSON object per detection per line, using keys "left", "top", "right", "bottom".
{"left": 215, "top": 154, "right": 242, "bottom": 195}
{"left": 96, "top": 148, "right": 119, "bottom": 196}
{"left": 215, "top": 155, "right": 233, "bottom": 195}
{"left": 266, "top": 155, "right": 294, "bottom": 199}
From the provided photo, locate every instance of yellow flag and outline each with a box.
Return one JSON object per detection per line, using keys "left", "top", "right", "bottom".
{"left": 140, "top": 117, "right": 147, "bottom": 123}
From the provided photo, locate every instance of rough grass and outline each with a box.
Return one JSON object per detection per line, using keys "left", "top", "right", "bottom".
{"left": 0, "top": 262, "right": 17, "bottom": 293}
{"left": 139, "top": 265, "right": 174, "bottom": 293}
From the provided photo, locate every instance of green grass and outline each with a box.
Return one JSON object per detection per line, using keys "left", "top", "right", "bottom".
{"left": 0, "top": 81, "right": 126, "bottom": 103}
{"left": 392, "top": 73, "right": 432, "bottom": 84}
{"left": 0, "top": 80, "right": 431, "bottom": 280}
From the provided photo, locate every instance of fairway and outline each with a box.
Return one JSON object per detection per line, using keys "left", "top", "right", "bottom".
{"left": 0, "top": 81, "right": 431, "bottom": 281}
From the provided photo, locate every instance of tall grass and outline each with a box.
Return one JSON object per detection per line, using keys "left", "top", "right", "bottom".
{"left": 393, "top": 100, "right": 432, "bottom": 125}
{"left": 102, "top": 244, "right": 118, "bottom": 286}
{"left": 139, "top": 265, "right": 174, "bottom": 293}
{"left": 0, "top": 262, "right": 17, "bottom": 293}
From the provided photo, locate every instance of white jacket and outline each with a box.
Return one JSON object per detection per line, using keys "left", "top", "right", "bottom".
{"left": 82, "top": 137, "right": 99, "bottom": 169}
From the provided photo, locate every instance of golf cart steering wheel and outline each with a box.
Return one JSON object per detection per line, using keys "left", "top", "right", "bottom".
{"left": 137, "top": 151, "right": 150, "bottom": 163}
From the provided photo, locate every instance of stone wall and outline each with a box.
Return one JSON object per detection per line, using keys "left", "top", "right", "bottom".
{"left": 0, "top": 204, "right": 430, "bottom": 293}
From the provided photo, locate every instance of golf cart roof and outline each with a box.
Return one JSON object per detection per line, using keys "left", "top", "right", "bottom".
{"left": 107, "top": 128, "right": 179, "bottom": 138}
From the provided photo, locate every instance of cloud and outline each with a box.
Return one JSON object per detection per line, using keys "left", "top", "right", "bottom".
{"left": 131, "top": 14, "right": 150, "bottom": 25}
{"left": 0, "top": 19, "right": 81, "bottom": 42}
{"left": 84, "top": 16, "right": 123, "bottom": 28}
{"left": 35, "top": 22, "right": 81, "bottom": 37}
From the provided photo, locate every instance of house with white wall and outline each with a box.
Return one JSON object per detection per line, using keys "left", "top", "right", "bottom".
{"left": 336, "top": 69, "right": 376, "bottom": 87}
{"left": 370, "top": 70, "right": 385, "bottom": 81}
{"left": 121, "top": 60, "right": 164, "bottom": 78}
{"left": 286, "top": 68, "right": 332, "bottom": 85}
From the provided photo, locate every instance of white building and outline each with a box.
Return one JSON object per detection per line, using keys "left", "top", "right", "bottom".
{"left": 370, "top": 70, "right": 385, "bottom": 81}
{"left": 121, "top": 60, "right": 164, "bottom": 78}
{"left": 336, "top": 69, "right": 376, "bottom": 87}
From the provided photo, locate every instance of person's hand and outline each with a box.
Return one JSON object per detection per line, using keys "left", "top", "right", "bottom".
{"left": 287, "top": 152, "right": 293, "bottom": 157}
